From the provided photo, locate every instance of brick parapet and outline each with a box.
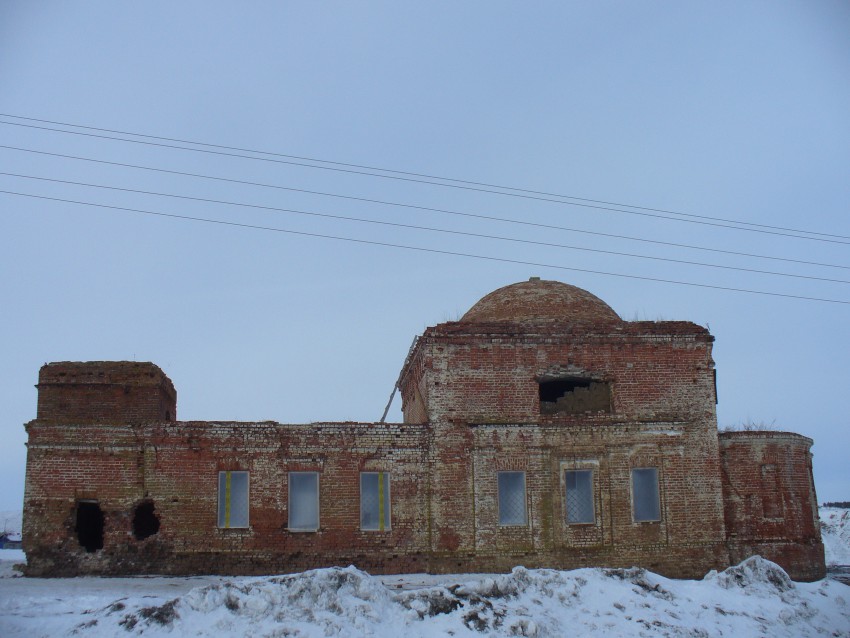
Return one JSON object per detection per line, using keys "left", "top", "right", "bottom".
{"left": 421, "top": 319, "right": 713, "bottom": 339}
{"left": 36, "top": 361, "right": 176, "bottom": 423}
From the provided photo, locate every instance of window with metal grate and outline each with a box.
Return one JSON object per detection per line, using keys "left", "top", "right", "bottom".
{"left": 498, "top": 471, "right": 528, "bottom": 526}
{"left": 565, "top": 470, "right": 595, "bottom": 524}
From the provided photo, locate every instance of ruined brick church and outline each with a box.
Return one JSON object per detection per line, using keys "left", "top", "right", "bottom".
{"left": 22, "top": 278, "right": 826, "bottom": 580}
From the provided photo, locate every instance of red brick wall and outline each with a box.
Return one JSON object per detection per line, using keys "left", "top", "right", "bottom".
{"left": 719, "top": 431, "right": 825, "bottom": 581}
{"left": 23, "top": 419, "right": 431, "bottom": 576}
{"left": 36, "top": 361, "right": 176, "bottom": 423}
{"left": 401, "top": 320, "right": 717, "bottom": 425}
{"left": 398, "top": 319, "right": 731, "bottom": 578}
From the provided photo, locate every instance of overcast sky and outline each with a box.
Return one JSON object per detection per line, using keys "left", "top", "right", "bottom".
{"left": 1, "top": 2, "right": 848, "bottom": 513}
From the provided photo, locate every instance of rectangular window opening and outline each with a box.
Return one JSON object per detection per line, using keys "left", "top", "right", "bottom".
{"left": 539, "top": 377, "right": 611, "bottom": 415}
{"left": 631, "top": 468, "right": 660, "bottom": 522}
{"left": 498, "top": 471, "right": 528, "bottom": 526}
{"left": 218, "top": 471, "right": 249, "bottom": 529}
{"left": 360, "top": 472, "right": 391, "bottom": 531}
{"left": 565, "top": 469, "right": 595, "bottom": 524}
{"left": 289, "top": 472, "right": 319, "bottom": 531}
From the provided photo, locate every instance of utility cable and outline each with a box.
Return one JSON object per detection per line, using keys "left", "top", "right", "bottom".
{"left": 1, "top": 112, "right": 845, "bottom": 241}
{"left": 2, "top": 144, "right": 849, "bottom": 270}
{"left": 3, "top": 171, "right": 848, "bottom": 286}
{"left": 1, "top": 188, "right": 848, "bottom": 306}
{"left": 1, "top": 118, "right": 847, "bottom": 243}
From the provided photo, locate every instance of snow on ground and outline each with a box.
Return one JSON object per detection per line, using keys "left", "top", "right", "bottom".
{"left": 822, "top": 507, "right": 850, "bottom": 567}
{"left": 1, "top": 554, "right": 848, "bottom": 638}
{"left": 0, "top": 549, "right": 24, "bottom": 578}
{"left": 1, "top": 507, "right": 848, "bottom": 636}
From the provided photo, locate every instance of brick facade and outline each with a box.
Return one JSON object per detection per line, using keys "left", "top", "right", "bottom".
{"left": 21, "top": 279, "right": 825, "bottom": 580}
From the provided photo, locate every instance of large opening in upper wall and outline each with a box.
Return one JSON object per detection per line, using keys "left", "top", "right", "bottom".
{"left": 539, "top": 377, "right": 611, "bottom": 415}
{"left": 75, "top": 501, "right": 104, "bottom": 553}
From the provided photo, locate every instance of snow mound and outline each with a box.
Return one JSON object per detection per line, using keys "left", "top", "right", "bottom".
{"left": 707, "top": 556, "right": 794, "bottom": 592}
{"left": 821, "top": 506, "right": 850, "bottom": 566}
{"left": 108, "top": 566, "right": 401, "bottom": 637}
{"left": 1, "top": 506, "right": 849, "bottom": 635}
{"left": 34, "top": 562, "right": 844, "bottom": 638}
{"left": 177, "top": 566, "right": 396, "bottom": 635}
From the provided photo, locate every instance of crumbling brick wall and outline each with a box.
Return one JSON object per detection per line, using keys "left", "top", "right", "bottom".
{"left": 23, "top": 418, "right": 432, "bottom": 576}
{"left": 36, "top": 361, "right": 176, "bottom": 424}
{"left": 21, "top": 282, "right": 827, "bottom": 581}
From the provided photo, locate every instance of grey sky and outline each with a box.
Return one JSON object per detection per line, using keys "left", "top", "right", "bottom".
{"left": 1, "top": 1, "right": 848, "bottom": 512}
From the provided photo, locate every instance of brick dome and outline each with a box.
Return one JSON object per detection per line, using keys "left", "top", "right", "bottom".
{"left": 460, "top": 278, "right": 621, "bottom": 323}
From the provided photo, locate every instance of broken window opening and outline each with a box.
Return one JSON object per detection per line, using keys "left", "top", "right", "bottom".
{"left": 76, "top": 501, "right": 104, "bottom": 553}
{"left": 132, "top": 500, "right": 160, "bottom": 540}
{"left": 539, "top": 377, "right": 611, "bottom": 415}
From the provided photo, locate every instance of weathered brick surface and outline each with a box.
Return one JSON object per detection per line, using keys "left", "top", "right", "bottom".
{"left": 719, "top": 431, "right": 825, "bottom": 581}
{"left": 36, "top": 361, "right": 176, "bottom": 424}
{"left": 21, "top": 280, "right": 825, "bottom": 581}
{"left": 398, "top": 315, "right": 729, "bottom": 578}
{"left": 23, "top": 419, "right": 431, "bottom": 576}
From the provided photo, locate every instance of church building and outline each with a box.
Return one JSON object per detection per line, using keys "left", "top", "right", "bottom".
{"left": 21, "top": 278, "right": 825, "bottom": 580}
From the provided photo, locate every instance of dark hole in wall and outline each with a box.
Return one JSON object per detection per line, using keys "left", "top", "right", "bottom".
{"left": 76, "top": 501, "right": 104, "bottom": 552}
{"left": 539, "top": 377, "right": 611, "bottom": 414}
{"left": 132, "top": 500, "right": 160, "bottom": 540}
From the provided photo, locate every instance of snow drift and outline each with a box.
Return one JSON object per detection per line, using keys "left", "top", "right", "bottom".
{"left": 821, "top": 507, "right": 850, "bottom": 567}
{"left": 2, "top": 557, "right": 848, "bottom": 637}
{"left": 1, "top": 507, "right": 849, "bottom": 636}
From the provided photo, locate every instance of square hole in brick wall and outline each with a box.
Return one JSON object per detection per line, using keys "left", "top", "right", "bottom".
{"left": 539, "top": 378, "right": 611, "bottom": 415}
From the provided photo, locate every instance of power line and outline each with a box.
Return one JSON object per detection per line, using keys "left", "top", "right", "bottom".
{"left": 2, "top": 144, "right": 850, "bottom": 270}
{"left": 4, "top": 171, "right": 849, "bottom": 286}
{"left": 1, "top": 117, "right": 848, "bottom": 243}
{"left": 2, "top": 188, "right": 849, "bottom": 306}
{"left": 2, "top": 112, "right": 845, "bottom": 241}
